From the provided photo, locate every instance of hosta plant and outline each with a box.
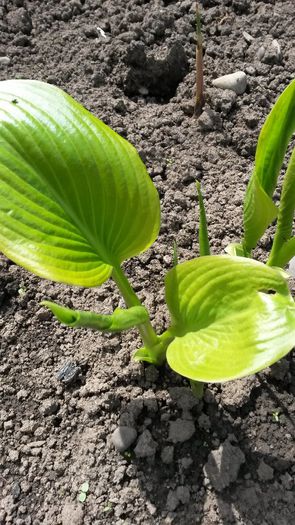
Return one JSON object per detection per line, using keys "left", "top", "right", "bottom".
{"left": 0, "top": 79, "right": 295, "bottom": 395}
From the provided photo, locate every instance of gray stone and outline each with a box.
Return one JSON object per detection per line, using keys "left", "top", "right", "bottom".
{"left": 257, "top": 460, "right": 274, "bottom": 481}
{"left": 0, "top": 56, "right": 10, "bottom": 65}
{"left": 209, "top": 87, "right": 237, "bottom": 115}
{"left": 179, "top": 456, "right": 193, "bottom": 471}
{"left": 176, "top": 485, "right": 190, "bottom": 504}
{"left": 8, "top": 449, "right": 19, "bottom": 462}
{"left": 257, "top": 38, "right": 281, "bottom": 64}
{"left": 40, "top": 399, "right": 60, "bottom": 417}
{"left": 111, "top": 426, "right": 137, "bottom": 453}
{"left": 212, "top": 71, "right": 247, "bottom": 95}
{"left": 7, "top": 8, "right": 32, "bottom": 35}
{"left": 20, "top": 420, "right": 37, "bottom": 434}
{"left": 243, "top": 31, "right": 254, "bottom": 44}
{"left": 161, "top": 445, "right": 174, "bottom": 464}
{"left": 61, "top": 502, "right": 84, "bottom": 525}
{"left": 77, "top": 397, "right": 104, "bottom": 416}
{"left": 168, "top": 419, "right": 195, "bottom": 443}
{"left": 166, "top": 486, "right": 190, "bottom": 511}
{"left": 134, "top": 430, "right": 157, "bottom": 458}
{"left": 113, "top": 465, "right": 126, "bottom": 483}
{"left": 197, "top": 413, "right": 211, "bottom": 430}
{"left": 203, "top": 439, "right": 245, "bottom": 491}
{"left": 169, "top": 387, "right": 199, "bottom": 411}
{"left": 198, "top": 108, "right": 222, "bottom": 132}
{"left": 166, "top": 490, "right": 179, "bottom": 511}
{"left": 220, "top": 376, "right": 258, "bottom": 411}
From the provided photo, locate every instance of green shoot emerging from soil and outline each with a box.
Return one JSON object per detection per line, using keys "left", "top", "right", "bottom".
{"left": 0, "top": 79, "right": 295, "bottom": 393}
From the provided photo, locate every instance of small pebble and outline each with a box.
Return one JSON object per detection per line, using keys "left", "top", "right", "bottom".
{"left": 168, "top": 418, "right": 195, "bottom": 443}
{"left": 0, "top": 56, "right": 11, "bottom": 65}
{"left": 257, "top": 460, "right": 274, "bottom": 481}
{"left": 61, "top": 502, "right": 84, "bottom": 525}
{"left": 203, "top": 439, "right": 245, "bottom": 491}
{"left": 161, "top": 445, "right": 174, "bottom": 464}
{"left": 134, "top": 430, "right": 157, "bottom": 458}
{"left": 198, "top": 108, "right": 222, "bottom": 132}
{"left": 212, "top": 71, "right": 247, "bottom": 95}
{"left": 111, "top": 426, "right": 137, "bottom": 453}
{"left": 243, "top": 31, "right": 254, "bottom": 44}
{"left": 40, "top": 399, "right": 60, "bottom": 417}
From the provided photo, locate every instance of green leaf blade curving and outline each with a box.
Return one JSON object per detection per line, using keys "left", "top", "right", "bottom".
{"left": 243, "top": 79, "right": 295, "bottom": 253}
{"left": 165, "top": 255, "right": 295, "bottom": 382}
{"left": 0, "top": 80, "right": 160, "bottom": 287}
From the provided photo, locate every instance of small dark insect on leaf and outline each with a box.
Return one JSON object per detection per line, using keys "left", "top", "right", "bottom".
{"left": 11, "top": 99, "right": 18, "bottom": 104}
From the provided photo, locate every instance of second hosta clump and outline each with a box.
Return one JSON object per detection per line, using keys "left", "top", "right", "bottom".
{"left": 0, "top": 79, "right": 295, "bottom": 393}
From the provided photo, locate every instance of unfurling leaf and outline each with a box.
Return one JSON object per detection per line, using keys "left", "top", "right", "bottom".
{"left": 268, "top": 148, "right": 295, "bottom": 267}
{"left": 196, "top": 181, "right": 210, "bottom": 256}
{"left": 165, "top": 255, "right": 295, "bottom": 382}
{"left": 41, "top": 301, "right": 149, "bottom": 332}
{"left": 0, "top": 80, "right": 160, "bottom": 287}
{"left": 225, "top": 242, "right": 246, "bottom": 257}
{"left": 243, "top": 79, "right": 295, "bottom": 254}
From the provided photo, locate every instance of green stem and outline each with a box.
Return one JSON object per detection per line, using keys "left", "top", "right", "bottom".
{"left": 111, "top": 265, "right": 159, "bottom": 350}
{"left": 190, "top": 379, "right": 204, "bottom": 399}
{"left": 196, "top": 181, "right": 210, "bottom": 256}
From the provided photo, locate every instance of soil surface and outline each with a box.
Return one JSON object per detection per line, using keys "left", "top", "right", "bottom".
{"left": 0, "top": 0, "right": 295, "bottom": 524}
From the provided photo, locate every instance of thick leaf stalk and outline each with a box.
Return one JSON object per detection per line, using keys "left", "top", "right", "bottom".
{"left": 42, "top": 301, "right": 149, "bottom": 332}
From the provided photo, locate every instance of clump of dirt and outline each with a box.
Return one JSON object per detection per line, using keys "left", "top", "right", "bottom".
{"left": 0, "top": 1, "right": 294, "bottom": 524}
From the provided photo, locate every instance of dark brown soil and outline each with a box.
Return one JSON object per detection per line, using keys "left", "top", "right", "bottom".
{"left": 0, "top": 1, "right": 295, "bottom": 524}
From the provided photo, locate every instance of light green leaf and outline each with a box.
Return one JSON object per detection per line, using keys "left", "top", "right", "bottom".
{"left": 243, "top": 79, "right": 295, "bottom": 253}
{"left": 0, "top": 80, "right": 160, "bottom": 287}
{"left": 41, "top": 301, "right": 149, "bottom": 332}
{"left": 224, "top": 242, "right": 246, "bottom": 257}
{"left": 80, "top": 482, "right": 89, "bottom": 493}
{"left": 78, "top": 492, "right": 87, "bottom": 503}
{"left": 165, "top": 255, "right": 295, "bottom": 382}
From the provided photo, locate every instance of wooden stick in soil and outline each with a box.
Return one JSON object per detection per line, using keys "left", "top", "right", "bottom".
{"left": 194, "top": 0, "right": 205, "bottom": 117}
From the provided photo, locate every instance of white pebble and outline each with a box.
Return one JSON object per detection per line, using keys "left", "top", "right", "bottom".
{"left": 0, "top": 56, "right": 10, "bottom": 65}
{"left": 212, "top": 71, "right": 247, "bottom": 95}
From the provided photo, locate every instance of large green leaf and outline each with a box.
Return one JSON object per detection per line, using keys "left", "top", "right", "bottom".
{"left": 0, "top": 80, "right": 160, "bottom": 287}
{"left": 243, "top": 79, "right": 295, "bottom": 253}
{"left": 165, "top": 255, "right": 295, "bottom": 382}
